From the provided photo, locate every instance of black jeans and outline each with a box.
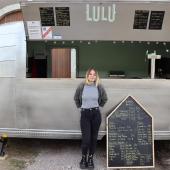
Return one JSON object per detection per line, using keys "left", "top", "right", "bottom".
{"left": 80, "top": 108, "right": 101, "bottom": 155}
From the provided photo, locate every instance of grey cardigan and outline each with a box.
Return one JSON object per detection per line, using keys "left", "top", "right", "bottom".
{"left": 74, "top": 82, "right": 108, "bottom": 108}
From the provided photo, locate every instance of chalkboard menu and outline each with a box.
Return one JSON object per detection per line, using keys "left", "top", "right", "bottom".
{"left": 149, "top": 11, "right": 165, "bottom": 30}
{"left": 55, "top": 7, "right": 70, "bottom": 26}
{"left": 107, "top": 96, "right": 154, "bottom": 168}
{"left": 40, "top": 7, "right": 55, "bottom": 26}
{"left": 133, "top": 10, "right": 149, "bottom": 29}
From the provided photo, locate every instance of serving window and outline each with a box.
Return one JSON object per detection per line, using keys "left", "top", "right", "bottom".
{"left": 26, "top": 41, "right": 170, "bottom": 79}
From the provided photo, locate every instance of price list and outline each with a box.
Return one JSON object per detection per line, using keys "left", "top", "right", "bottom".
{"left": 133, "top": 10, "right": 149, "bottom": 29}
{"left": 107, "top": 96, "right": 154, "bottom": 168}
{"left": 40, "top": 7, "right": 55, "bottom": 26}
{"left": 149, "top": 11, "right": 165, "bottom": 30}
{"left": 55, "top": 7, "right": 70, "bottom": 26}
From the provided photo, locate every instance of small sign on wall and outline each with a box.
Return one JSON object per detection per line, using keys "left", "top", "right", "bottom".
{"left": 133, "top": 10, "right": 149, "bottom": 29}
{"left": 149, "top": 11, "right": 165, "bottom": 30}
{"left": 27, "top": 21, "right": 42, "bottom": 39}
{"left": 39, "top": 7, "right": 55, "bottom": 26}
{"left": 42, "top": 26, "right": 52, "bottom": 39}
{"left": 133, "top": 10, "right": 165, "bottom": 30}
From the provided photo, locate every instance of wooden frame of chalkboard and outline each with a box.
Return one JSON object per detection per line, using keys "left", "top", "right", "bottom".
{"left": 106, "top": 95, "right": 155, "bottom": 169}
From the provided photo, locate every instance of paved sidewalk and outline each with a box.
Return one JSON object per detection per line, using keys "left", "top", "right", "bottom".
{"left": 25, "top": 139, "right": 106, "bottom": 170}
{"left": 0, "top": 139, "right": 170, "bottom": 170}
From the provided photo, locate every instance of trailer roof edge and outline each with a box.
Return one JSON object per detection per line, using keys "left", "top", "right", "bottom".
{"left": 20, "top": 0, "right": 170, "bottom": 5}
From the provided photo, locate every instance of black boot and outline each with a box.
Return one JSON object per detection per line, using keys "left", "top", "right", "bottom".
{"left": 87, "top": 154, "right": 94, "bottom": 169}
{"left": 80, "top": 155, "right": 87, "bottom": 169}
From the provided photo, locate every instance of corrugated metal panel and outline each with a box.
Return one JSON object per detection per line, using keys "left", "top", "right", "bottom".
{"left": 0, "top": 34, "right": 18, "bottom": 47}
{"left": 0, "top": 46, "right": 16, "bottom": 61}
{"left": 0, "top": 21, "right": 26, "bottom": 77}
{"left": 0, "top": 61, "right": 16, "bottom": 77}
{"left": 0, "top": 46, "right": 16, "bottom": 77}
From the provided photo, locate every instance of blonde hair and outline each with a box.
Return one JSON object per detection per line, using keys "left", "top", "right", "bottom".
{"left": 85, "top": 68, "right": 100, "bottom": 86}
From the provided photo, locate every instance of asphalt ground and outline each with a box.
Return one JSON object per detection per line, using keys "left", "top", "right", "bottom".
{"left": 0, "top": 138, "right": 170, "bottom": 170}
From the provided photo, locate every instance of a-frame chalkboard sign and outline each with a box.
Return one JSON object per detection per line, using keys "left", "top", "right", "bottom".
{"left": 107, "top": 96, "right": 154, "bottom": 169}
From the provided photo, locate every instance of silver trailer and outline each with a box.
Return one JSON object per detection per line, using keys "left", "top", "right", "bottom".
{"left": 0, "top": 0, "right": 170, "bottom": 140}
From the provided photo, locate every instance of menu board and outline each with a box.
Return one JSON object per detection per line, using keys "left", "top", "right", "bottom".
{"left": 133, "top": 10, "right": 149, "bottom": 29}
{"left": 40, "top": 7, "right": 55, "bottom": 26}
{"left": 149, "top": 11, "right": 165, "bottom": 30}
{"left": 107, "top": 96, "right": 154, "bottom": 168}
{"left": 55, "top": 7, "right": 70, "bottom": 26}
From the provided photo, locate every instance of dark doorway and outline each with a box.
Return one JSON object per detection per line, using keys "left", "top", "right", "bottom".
{"left": 27, "top": 57, "right": 47, "bottom": 78}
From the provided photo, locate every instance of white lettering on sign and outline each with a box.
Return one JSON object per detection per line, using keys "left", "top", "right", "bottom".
{"left": 86, "top": 4, "right": 116, "bottom": 23}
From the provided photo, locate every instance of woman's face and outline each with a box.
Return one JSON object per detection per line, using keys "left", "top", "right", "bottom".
{"left": 88, "top": 69, "right": 97, "bottom": 82}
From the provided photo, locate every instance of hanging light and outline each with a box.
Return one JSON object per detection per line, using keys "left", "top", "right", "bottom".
{"left": 62, "top": 41, "right": 65, "bottom": 44}
{"left": 163, "top": 42, "right": 166, "bottom": 45}
{"left": 147, "top": 41, "right": 150, "bottom": 45}
{"left": 88, "top": 41, "right": 91, "bottom": 45}
{"left": 71, "top": 41, "right": 74, "bottom": 44}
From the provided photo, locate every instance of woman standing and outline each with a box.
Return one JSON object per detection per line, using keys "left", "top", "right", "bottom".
{"left": 74, "top": 68, "right": 108, "bottom": 169}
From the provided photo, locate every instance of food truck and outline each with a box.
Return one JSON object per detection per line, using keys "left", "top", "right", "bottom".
{"left": 0, "top": 0, "right": 170, "bottom": 139}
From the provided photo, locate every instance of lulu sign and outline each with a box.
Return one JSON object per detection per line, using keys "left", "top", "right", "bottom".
{"left": 86, "top": 4, "right": 116, "bottom": 22}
